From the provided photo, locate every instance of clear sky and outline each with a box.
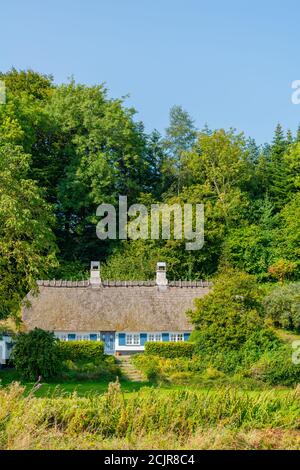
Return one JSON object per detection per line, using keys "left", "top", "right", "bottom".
{"left": 1, "top": 0, "right": 300, "bottom": 144}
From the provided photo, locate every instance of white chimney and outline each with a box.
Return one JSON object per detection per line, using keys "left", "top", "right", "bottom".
{"left": 156, "top": 262, "right": 168, "bottom": 287}
{"left": 90, "top": 261, "right": 101, "bottom": 286}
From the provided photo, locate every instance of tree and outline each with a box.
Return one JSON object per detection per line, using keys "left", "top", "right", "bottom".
{"left": 0, "top": 137, "right": 57, "bottom": 319}
{"left": 183, "top": 129, "right": 251, "bottom": 224}
{"left": 268, "top": 259, "right": 297, "bottom": 283}
{"left": 264, "top": 282, "right": 300, "bottom": 331}
{"left": 188, "top": 270, "right": 265, "bottom": 351}
{"left": 163, "top": 105, "right": 197, "bottom": 194}
{"left": 46, "top": 81, "right": 157, "bottom": 263}
{"left": 222, "top": 197, "right": 277, "bottom": 279}
{"left": 0, "top": 68, "right": 53, "bottom": 101}
{"left": 11, "top": 328, "right": 62, "bottom": 380}
{"left": 268, "top": 124, "right": 290, "bottom": 208}
{"left": 272, "top": 193, "right": 300, "bottom": 278}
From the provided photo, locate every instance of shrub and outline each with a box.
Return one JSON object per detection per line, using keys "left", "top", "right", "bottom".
{"left": 263, "top": 282, "right": 300, "bottom": 331}
{"left": 132, "top": 354, "right": 161, "bottom": 380}
{"left": 58, "top": 340, "right": 104, "bottom": 361}
{"left": 61, "top": 356, "right": 121, "bottom": 381}
{"left": 144, "top": 341, "right": 195, "bottom": 358}
{"left": 188, "top": 270, "right": 265, "bottom": 353}
{"left": 11, "top": 328, "right": 62, "bottom": 381}
{"left": 268, "top": 259, "right": 297, "bottom": 283}
{"left": 249, "top": 345, "right": 300, "bottom": 386}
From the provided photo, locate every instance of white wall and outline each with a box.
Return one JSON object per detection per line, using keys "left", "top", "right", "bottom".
{"left": 0, "top": 336, "right": 12, "bottom": 364}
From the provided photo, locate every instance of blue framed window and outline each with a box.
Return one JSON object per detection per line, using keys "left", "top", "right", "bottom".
{"left": 90, "top": 334, "right": 97, "bottom": 341}
{"left": 118, "top": 333, "right": 126, "bottom": 346}
{"left": 162, "top": 333, "right": 169, "bottom": 342}
{"left": 67, "top": 333, "right": 76, "bottom": 341}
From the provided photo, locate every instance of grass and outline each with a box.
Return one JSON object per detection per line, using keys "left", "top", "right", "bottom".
{"left": 273, "top": 327, "right": 300, "bottom": 344}
{"left": 1, "top": 365, "right": 299, "bottom": 450}
{"left": 0, "top": 367, "right": 294, "bottom": 400}
{"left": 0, "top": 380, "right": 299, "bottom": 450}
{"left": 0, "top": 368, "right": 149, "bottom": 397}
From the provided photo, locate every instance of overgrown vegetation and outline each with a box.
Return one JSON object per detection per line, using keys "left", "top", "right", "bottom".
{"left": 0, "top": 70, "right": 300, "bottom": 317}
{"left": 59, "top": 340, "right": 105, "bottom": 361}
{"left": 144, "top": 341, "right": 194, "bottom": 358}
{"left": 264, "top": 282, "right": 300, "bottom": 331}
{"left": 132, "top": 271, "right": 300, "bottom": 387}
{"left": 1, "top": 69, "right": 300, "bottom": 450}
{"left": 11, "top": 328, "right": 61, "bottom": 380}
{"left": 0, "top": 380, "right": 299, "bottom": 449}
{"left": 10, "top": 330, "right": 120, "bottom": 381}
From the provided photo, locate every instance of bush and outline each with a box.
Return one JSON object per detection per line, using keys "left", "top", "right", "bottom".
{"left": 61, "top": 356, "right": 121, "bottom": 381}
{"left": 132, "top": 354, "right": 161, "bottom": 380}
{"left": 58, "top": 340, "right": 104, "bottom": 361}
{"left": 264, "top": 282, "right": 300, "bottom": 331}
{"left": 144, "top": 341, "right": 195, "bottom": 358}
{"left": 188, "top": 270, "right": 265, "bottom": 353}
{"left": 249, "top": 345, "right": 300, "bottom": 386}
{"left": 11, "top": 328, "right": 62, "bottom": 381}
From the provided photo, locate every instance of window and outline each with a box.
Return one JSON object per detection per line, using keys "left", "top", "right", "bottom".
{"left": 148, "top": 333, "right": 162, "bottom": 342}
{"left": 126, "top": 334, "right": 140, "bottom": 346}
{"left": 67, "top": 333, "right": 76, "bottom": 341}
{"left": 76, "top": 334, "right": 90, "bottom": 341}
{"left": 170, "top": 333, "right": 184, "bottom": 342}
{"left": 55, "top": 333, "right": 67, "bottom": 341}
{"left": 90, "top": 334, "right": 98, "bottom": 341}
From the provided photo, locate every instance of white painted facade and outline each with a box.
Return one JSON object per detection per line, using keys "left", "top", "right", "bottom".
{"left": 0, "top": 336, "right": 13, "bottom": 365}
{"left": 54, "top": 330, "right": 191, "bottom": 354}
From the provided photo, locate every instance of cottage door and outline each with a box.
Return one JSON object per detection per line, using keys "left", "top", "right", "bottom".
{"left": 101, "top": 331, "right": 115, "bottom": 354}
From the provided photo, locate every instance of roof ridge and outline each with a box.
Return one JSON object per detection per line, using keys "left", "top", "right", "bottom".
{"left": 36, "top": 279, "right": 212, "bottom": 288}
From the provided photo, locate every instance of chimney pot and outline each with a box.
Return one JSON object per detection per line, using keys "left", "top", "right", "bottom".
{"left": 156, "top": 262, "right": 168, "bottom": 287}
{"left": 90, "top": 261, "right": 101, "bottom": 286}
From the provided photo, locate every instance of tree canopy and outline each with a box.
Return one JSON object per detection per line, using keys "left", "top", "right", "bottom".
{"left": 0, "top": 69, "right": 299, "bottom": 319}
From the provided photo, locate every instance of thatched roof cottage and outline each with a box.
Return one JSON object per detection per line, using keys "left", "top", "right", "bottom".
{"left": 22, "top": 262, "right": 211, "bottom": 354}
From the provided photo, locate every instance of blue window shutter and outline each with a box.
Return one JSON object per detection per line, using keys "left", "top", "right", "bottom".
{"left": 90, "top": 334, "right": 97, "bottom": 341}
{"left": 184, "top": 333, "right": 191, "bottom": 341}
{"left": 140, "top": 333, "right": 147, "bottom": 346}
{"left": 119, "top": 333, "right": 126, "bottom": 346}
{"left": 68, "top": 334, "right": 76, "bottom": 341}
{"left": 162, "top": 333, "right": 169, "bottom": 342}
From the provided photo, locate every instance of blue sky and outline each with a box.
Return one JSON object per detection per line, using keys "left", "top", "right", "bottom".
{"left": 1, "top": 0, "right": 300, "bottom": 144}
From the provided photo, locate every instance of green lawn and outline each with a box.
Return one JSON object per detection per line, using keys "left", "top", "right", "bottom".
{"left": 0, "top": 368, "right": 151, "bottom": 397}
{"left": 0, "top": 367, "right": 292, "bottom": 398}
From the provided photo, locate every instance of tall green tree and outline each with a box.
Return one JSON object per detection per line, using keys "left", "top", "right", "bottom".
{"left": 163, "top": 105, "right": 197, "bottom": 194}
{"left": 0, "top": 136, "right": 56, "bottom": 319}
{"left": 268, "top": 124, "right": 291, "bottom": 208}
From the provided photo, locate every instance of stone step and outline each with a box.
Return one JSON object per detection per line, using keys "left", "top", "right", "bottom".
{"left": 116, "top": 356, "right": 145, "bottom": 382}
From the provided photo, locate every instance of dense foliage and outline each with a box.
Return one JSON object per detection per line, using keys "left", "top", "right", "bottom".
{"left": 0, "top": 69, "right": 299, "bottom": 321}
{"left": 144, "top": 341, "right": 195, "bottom": 358}
{"left": 264, "top": 282, "right": 300, "bottom": 331}
{"left": 58, "top": 340, "right": 104, "bottom": 361}
{"left": 11, "top": 328, "right": 62, "bottom": 380}
{"left": 188, "top": 270, "right": 271, "bottom": 351}
{"left": 0, "top": 381, "right": 299, "bottom": 449}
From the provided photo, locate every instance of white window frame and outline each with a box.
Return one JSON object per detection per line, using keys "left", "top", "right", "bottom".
{"left": 126, "top": 333, "right": 140, "bottom": 346}
{"left": 170, "top": 333, "right": 184, "bottom": 342}
{"left": 148, "top": 333, "right": 162, "bottom": 342}
{"left": 76, "top": 334, "right": 90, "bottom": 341}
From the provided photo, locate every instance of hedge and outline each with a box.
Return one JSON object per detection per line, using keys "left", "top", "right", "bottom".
{"left": 144, "top": 341, "right": 195, "bottom": 358}
{"left": 58, "top": 341, "right": 105, "bottom": 361}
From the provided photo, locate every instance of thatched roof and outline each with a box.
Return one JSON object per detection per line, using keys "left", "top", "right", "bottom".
{"left": 22, "top": 281, "right": 211, "bottom": 332}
